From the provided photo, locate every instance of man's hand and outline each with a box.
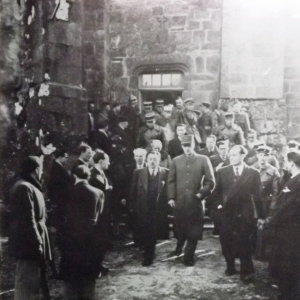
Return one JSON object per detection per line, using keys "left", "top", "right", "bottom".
{"left": 121, "top": 199, "right": 126, "bottom": 206}
{"left": 216, "top": 162, "right": 224, "bottom": 171}
{"left": 257, "top": 219, "right": 265, "bottom": 229}
{"left": 168, "top": 199, "right": 175, "bottom": 207}
{"left": 195, "top": 193, "right": 202, "bottom": 199}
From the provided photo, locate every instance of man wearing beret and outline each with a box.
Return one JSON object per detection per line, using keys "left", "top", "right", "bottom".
{"left": 197, "top": 101, "right": 218, "bottom": 141}
{"left": 154, "top": 99, "right": 168, "bottom": 127}
{"left": 215, "top": 112, "right": 245, "bottom": 147}
{"left": 136, "top": 111, "right": 167, "bottom": 152}
{"left": 168, "top": 135, "right": 215, "bottom": 266}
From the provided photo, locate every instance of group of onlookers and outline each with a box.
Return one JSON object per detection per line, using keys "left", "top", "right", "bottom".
{"left": 8, "top": 94, "right": 300, "bottom": 300}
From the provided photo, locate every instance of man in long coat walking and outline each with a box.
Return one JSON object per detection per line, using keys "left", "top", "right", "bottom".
{"left": 168, "top": 135, "right": 215, "bottom": 266}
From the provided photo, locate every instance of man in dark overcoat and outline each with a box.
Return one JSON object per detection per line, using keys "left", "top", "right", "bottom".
{"left": 210, "top": 145, "right": 263, "bottom": 282}
{"left": 60, "top": 165, "right": 104, "bottom": 300}
{"left": 167, "top": 123, "right": 186, "bottom": 159}
{"left": 47, "top": 149, "right": 71, "bottom": 231}
{"left": 168, "top": 135, "right": 215, "bottom": 266}
{"left": 130, "top": 151, "right": 169, "bottom": 266}
{"left": 264, "top": 150, "right": 300, "bottom": 300}
{"left": 197, "top": 135, "right": 219, "bottom": 157}
{"left": 9, "top": 156, "right": 52, "bottom": 300}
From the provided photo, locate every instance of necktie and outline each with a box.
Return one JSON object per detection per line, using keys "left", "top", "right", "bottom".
{"left": 235, "top": 167, "right": 240, "bottom": 177}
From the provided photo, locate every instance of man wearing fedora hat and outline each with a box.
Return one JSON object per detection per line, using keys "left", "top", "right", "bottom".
{"left": 197, "top": 101, "right": 218, "bottom": 141}
{"left": 136, "top": 111, "right": 167, "bottom": 152}
{"left": 168, "top": 135, "right": 215, "bottom": 266}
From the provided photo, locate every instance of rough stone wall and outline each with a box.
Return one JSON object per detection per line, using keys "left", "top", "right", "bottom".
{"left": 109, "top": 0, "right": 222, "bottom": 108}
{"left": 83, "top": 0, "right": 111, "bottom": 108}
{"left": 23, "top": 0, "right": 87, "bottom": 146}
{"left": 284, "top": 1, "right": 300, "bottom": 140}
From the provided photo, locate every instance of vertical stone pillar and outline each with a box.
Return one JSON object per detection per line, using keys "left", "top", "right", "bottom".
{"left": 22, "top": 0, "right": 87, "bottom": 147}
{"left": 83, "top": 0, "right": 110, "bottom": 109}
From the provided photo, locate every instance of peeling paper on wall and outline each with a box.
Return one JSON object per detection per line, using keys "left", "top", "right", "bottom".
{"left": 55, "top": 0, "right": 70, "bottom": 21}
{"left": 38, "top": 84, "right": 50, "bottom": 97}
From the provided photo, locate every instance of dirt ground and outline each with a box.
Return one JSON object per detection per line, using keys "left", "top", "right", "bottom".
{"left": 0, "top": 231, "right": 279, "bottom": 300}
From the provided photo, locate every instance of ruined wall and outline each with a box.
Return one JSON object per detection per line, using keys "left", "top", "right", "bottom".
{"left": 284, "top": 1, "right": 300, "bottom": 140}
{"left": 23, "top": 0, "right": 87, "bottom": 147}
{"left": 109, "top": 0, "right": 222, "bottom": 107}
{"left": 83, "top": 0, "right": 111, "bottom": 108}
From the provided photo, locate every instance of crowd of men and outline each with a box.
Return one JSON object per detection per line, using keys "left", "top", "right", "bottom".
{"left": 8, "top": 94, "right": 300, "bottom": 300}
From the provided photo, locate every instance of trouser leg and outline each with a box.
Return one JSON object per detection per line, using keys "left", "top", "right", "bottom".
{"left": 220, "top": 228, "right": 236, "bottom": 271}
{"left": 184, "top": 239, "right": 198, "bottom": 262}
{"left": 15, "top": 260, "right": 41, "bottom": 300}
{"left": 240, "top": 255, "right": 255, "bottom": 276}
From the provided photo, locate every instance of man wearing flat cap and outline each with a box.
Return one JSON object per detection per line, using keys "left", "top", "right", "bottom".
{"left": 252, "top": 145, "right": 280, "bottom": 260}
{"left": 230, "top": 99, "right": 251, "bottom": 139}
{"left": 168, "top": 135, "right": 215, "bottom": 266}
{"left": 178, "top": 98, "right": 202, "bottom": 146}
{"left": 197, "top": 101, "right": 218, "bottom": 141}
{"left": 141, "top": 101, "right": 153, "bottom": 125}
{"left": 215, "top": 112, "right": 244, "bottom": 147}
{"left": 154, "top": 99, "right": 167, "bottom": 127}
{"left": 121, "top": 95, "right": 141, "bottom": 145}
{"left": 136, "top": 111, "right": 167, "bottom": 152}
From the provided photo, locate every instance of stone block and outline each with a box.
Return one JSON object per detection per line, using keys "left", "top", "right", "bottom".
{"left": 188, "top": 21, "right": 200, "bottom": 30}
{"left": 169, "top": 32, "right": 192, "bottom": 45}
{"left": 196, "top": 57, "right": 204, "bottom": 73}
{"left": 47, "top": 22, "right": 82, "bottom": 47}
{"left": 112, "top": 77, "right": 129, "bottom": 90}
{"left": 194, "top": 10, "right": 210, "bottom": 19}
{"left": 48, "top": 64, "right": 83, "bottom": 86}
{"left": 207, "top": 31, "right": 220, "bottom": 43}
{"left": 164, "top": 4, "right": 189, "bottom": 15}
{"left": 191, "top": 74, "right": 215, "bottom": 81}
{"left": 145, "top": 0, "right": 172, "bottom": 6}
{"left": 290, "top": 81, "right": 300, "bottom": 93}
{"left": 230, "top": 86, "right": 256, "bottom": 98}
{"left": 111, "top": 47, "right": 126, "bottom": 58}
{"left": 84, "top": 0, "right": 105, "bottom": 10}
{"left": 284, "top": 81, "right": 290, "bottom": 93}
{"left": 199, "top": 0, "right": 222, "bottom": 9}
{"left": 110, "top": 10, "right": 124, "bottom": 23}
{"left": 152, "top": 6, "right": 163, "bottom": 16}
{"left": 191, "top": 81, "right": 219, "bottom": 90}
{"left": 111, "top": 62, "right": 124, "bottom": 77}
{"left": 206, "top": 55, "right": 220, "bottom": 74}
{"left": 84, "top": 11, "right": 97, "bottom": 31}
{"left": 129, "top": 76, "right": 138, "bottom": 89}
{"left": 46, "top": 44, "right": 82, "bottom": 68}
{"left": 285, "top": 67, "right": 300, "bottom": 79}
{"left": 172, "top": 16, "right": 186, "bottom": 27}
{"left": 176, "top": 43, "right": 200, "bottom": 52}
{"left": 40, "top": 96, "right": 63, "bottom": 113}
{"left": 256, "top": 86, "right": 283, "bottom": 98}
{"left": 211, "top": 9, "right": 222, "bottom": 20}
{"left": 44, "top": 83, "right": 86, "bottom": 99}
{"left": 202, "top": 20, "right": 221, "bottom": 31}
{"left": 202, "top": 43, "right": 220, "bottom": 50}
{"left": 223, "top": 74, "right": 249, "bottom": 85}
{"left": 193, "top": 31, "right": 205, "bottom": 44}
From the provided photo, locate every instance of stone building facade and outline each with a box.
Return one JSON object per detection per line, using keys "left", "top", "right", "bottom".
{"left": 1, "top": 0, "right": 300, "bottom": 150}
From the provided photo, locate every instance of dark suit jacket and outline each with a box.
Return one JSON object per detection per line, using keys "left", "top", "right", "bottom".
{"left": 197, "top": 147, "right": 218, "bottom": 157}
{"left": 130, "top": 167, "right": 169, "bottom": 238}
{"left": 60, "top": 181, "right": 104, "bottom": 280}
{"left": 93, "top": 130, "right": 111, "bottom": 154}
{"left": 112, "top": 125, "right": 134, "bottom": 154}
{"left": 212, "top": 164, "right": 263, "bottom": 222}
{"left": 48, "top": 161, "right": 71, "bottom": 206}
{"left": 168, "top": 137, "right": 184, "bottom": 159}
{"left": 210, "top": 154, "right": 230, "bottom": 173}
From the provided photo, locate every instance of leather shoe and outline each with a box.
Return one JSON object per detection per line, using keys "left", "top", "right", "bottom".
{"left": 225, "top": 268, "right": 238, "bottom": 276}
{"left": 240, "top": 273, "right": 255, "bottom": 282}
{"left": 168, "top": 249, "right": 182, "bottom": 257}
{"left": 183, "top": 258, "right": 194, "bottom": 267}
{"left": 142, "top": 259, "right": 153, "bottom": 267}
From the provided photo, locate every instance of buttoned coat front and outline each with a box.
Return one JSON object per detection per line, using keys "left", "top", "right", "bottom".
{"left": 168, "top": 153, "right": 215, "bottom": 240}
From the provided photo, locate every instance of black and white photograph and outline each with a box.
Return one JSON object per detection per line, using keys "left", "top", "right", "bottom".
{"left": 1, "top": 0, "right": 300, "bottom": 299}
